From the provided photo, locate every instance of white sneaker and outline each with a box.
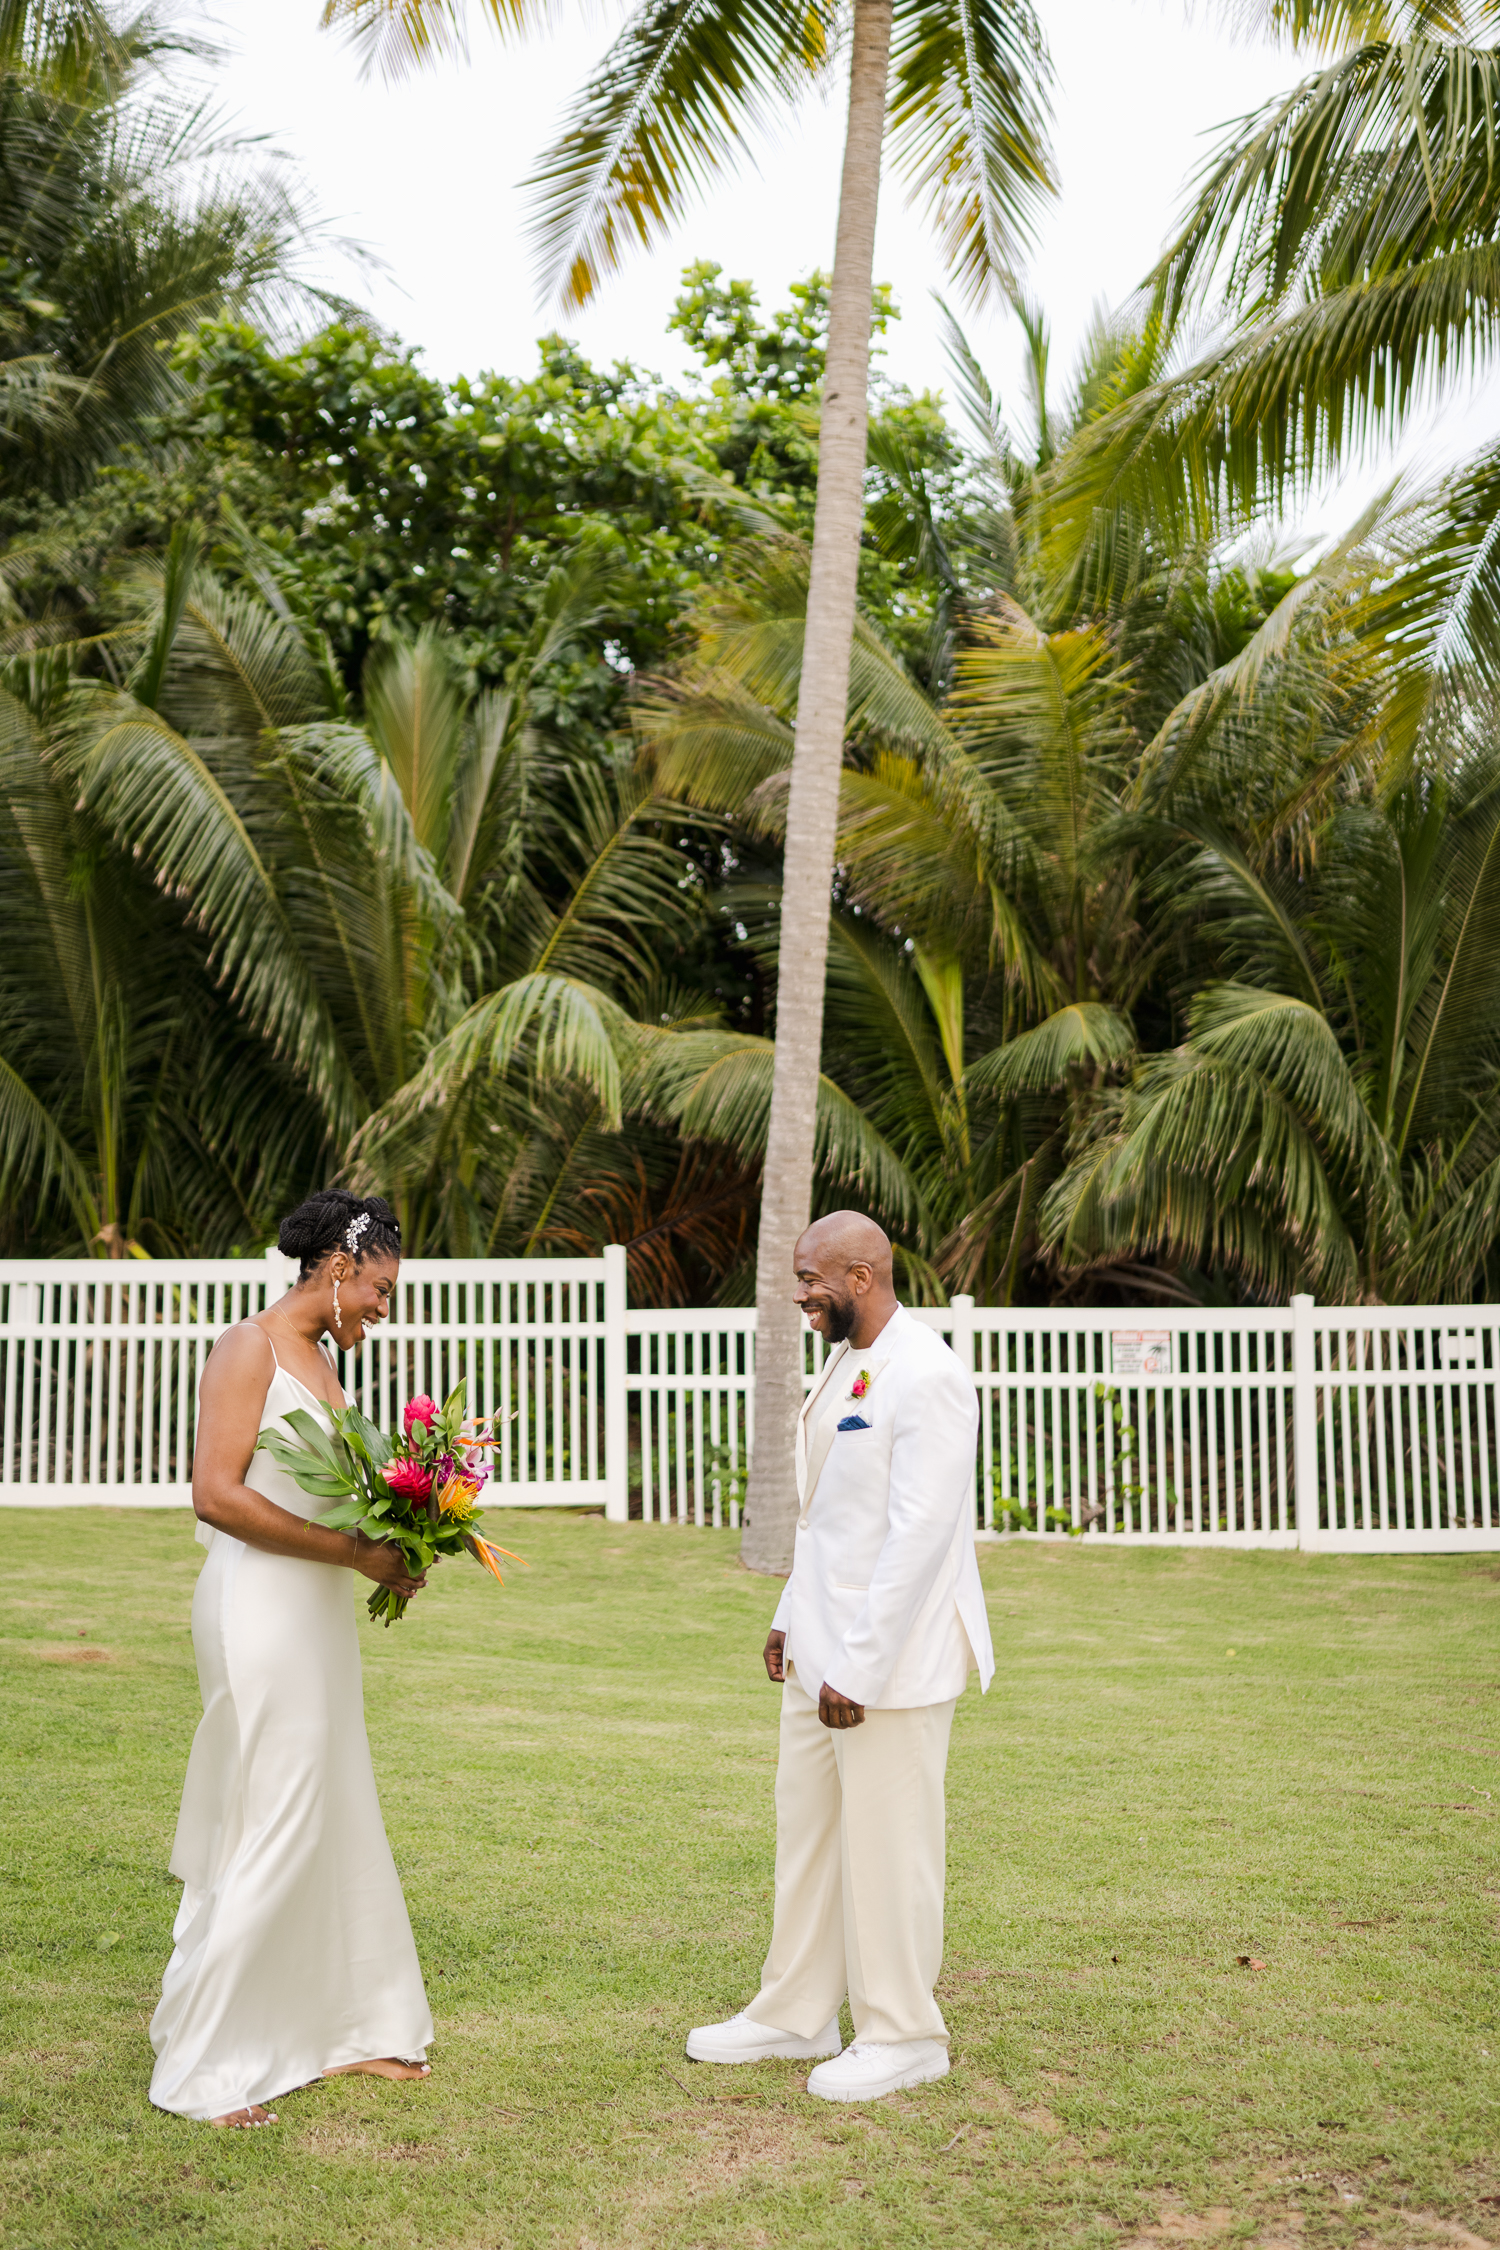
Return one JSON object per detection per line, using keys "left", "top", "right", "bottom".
{"left": 805, "top": 2038, "right": 949, "bottom": 2101}
{"left": 685, "top": 2009, "right": 842, "bottom": 2064}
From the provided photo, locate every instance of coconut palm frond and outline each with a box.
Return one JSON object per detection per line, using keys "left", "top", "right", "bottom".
{"left": 525, "top": 0, "right": 835, "bottom": 311}
{"left": 1134, "top": 481, "right": 1399, "bottom": 805}
{"left": 62, "top": 698, "right": 364, "bottom": 1139}
{"left": 635, "top": 667, "right": 796, "bottom": 812}
{"left": 648, "top": 1028, "right": 925, "bottom": 1226}
{"left": 969, "top": 1001, "right": 1135, "bottom": 1094}
{"left": 887, "top": 0, "right": 1056, "bottom": 306}
{"left": 361, "top": 626, "right": 468, "bottom": 862}
{"left": 319, "top": 0, "right": 558, "bottom": 81}
{"left": 1154, "top": 35, "right": 1500, "bottom": 330}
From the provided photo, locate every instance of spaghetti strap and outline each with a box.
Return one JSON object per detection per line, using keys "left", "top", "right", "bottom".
{"left": 248, "top": 1319, "right": 281, "bottom": 1372}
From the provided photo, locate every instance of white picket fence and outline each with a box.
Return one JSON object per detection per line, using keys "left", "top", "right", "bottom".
{"left": 1, "top": 1252, "right": 1498, "bottom": 1549}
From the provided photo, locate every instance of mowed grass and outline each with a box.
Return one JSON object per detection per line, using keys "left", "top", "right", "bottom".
{"left": 0, "top": 1515, "right": 1497, "bottom": 2250}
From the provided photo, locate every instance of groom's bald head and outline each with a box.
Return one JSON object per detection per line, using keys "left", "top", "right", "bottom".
{"left": 792, "top": 1211, "right": 898, "bottom": 1348}
{"left": 797, "top": 1211, "right": 893, "bottom": 1282}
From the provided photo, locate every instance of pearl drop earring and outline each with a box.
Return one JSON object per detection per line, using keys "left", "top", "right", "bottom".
{"left": 331, "top": 1272, "right": 342, "bottom": 1333}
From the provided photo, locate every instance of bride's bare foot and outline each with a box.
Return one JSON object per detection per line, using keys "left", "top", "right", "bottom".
{"left": 211, "top": 2104, "right": 277, "bottom": 2127}
{"left": 324, "top": 2058, "right": 430, "bottom": 2083}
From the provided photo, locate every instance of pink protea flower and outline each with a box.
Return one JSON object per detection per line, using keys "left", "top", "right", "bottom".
{"left": 383, "top": 1458, "right": 434, "bottom": 1503}
{"left": 403, "top": 1394, "right": 438, "bottom": 1436}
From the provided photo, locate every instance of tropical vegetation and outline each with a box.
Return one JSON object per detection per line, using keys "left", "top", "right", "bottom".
{"left": 4, "top": 0, "right": 1500, "bottom": 1349}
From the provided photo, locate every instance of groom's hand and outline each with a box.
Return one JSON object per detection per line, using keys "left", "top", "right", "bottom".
{"left": 818, "top": 1681, "right": 865, "bottom": 1730}
{"left": 763, "top": 1629, "right": 786, "bottom": 1682}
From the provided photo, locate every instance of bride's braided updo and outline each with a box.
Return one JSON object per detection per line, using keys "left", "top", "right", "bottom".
{"left": 278, "top": 1190, "right": 401, "bottom": 1279}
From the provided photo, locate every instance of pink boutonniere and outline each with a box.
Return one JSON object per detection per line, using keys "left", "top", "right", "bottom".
{"left": 850, "top": 1369, "right": 871, "bottom": 1400}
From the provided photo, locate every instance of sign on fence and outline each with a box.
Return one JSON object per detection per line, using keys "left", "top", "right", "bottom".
{"left": 1110, "top": 1329, "right": 1173, "bottom": 1377}
{"left": 0, "top": 1257, "right": 1496, "bottom": 1550}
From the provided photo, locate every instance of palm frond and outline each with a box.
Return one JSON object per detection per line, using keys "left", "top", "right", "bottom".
{"left": 362, "top": 626, "right": 467, "bottom": 861}
{"left": 0, "top": 1037, "right": 96, "bottom": 1235}
{"left": 1046, "top": 245, "right": 1500, "bottom": 569}
{"left": 318, "top": 0, "right": 548, "bottom": 80}
{"left": 887, "top": 0, "right": 1055, "bottom": 306}
{"left": 62, "top": 695, "right": 364, "bottom": 1138}
{"left": 1155, "top": 35, "right": 1500, "bottom": 329}
{"left": 525, "top": 0, "right": 833, "bottom": 310}
{"left": 1134, "top": 481, "right": 1398, "bottom": 805}
{"left": 968, "top": 1000, "right": 1135, "bottom": 1093}
{"left": 359, "top": 972, "right": 641, "bottom": 1147}
{"left": 648, "top": 1029, "right": 925, "bottom": 1226}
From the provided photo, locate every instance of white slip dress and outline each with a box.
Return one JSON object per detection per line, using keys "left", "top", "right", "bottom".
{"left": 149, "top": 1337, "right": 433, "bottom": 2121}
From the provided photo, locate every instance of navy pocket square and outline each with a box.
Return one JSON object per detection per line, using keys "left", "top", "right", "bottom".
{"left": 836, "top": 1413, "right": 871, "bottom": 1431}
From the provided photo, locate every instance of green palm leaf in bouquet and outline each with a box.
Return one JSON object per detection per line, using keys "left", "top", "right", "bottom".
{"left": 254, "top": 1381, "right": 521, "bottom": 1624}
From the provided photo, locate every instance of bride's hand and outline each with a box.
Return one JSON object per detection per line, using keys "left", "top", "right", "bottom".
{"left": 351, "top": 1534, "right": 428, "bottom": 1598}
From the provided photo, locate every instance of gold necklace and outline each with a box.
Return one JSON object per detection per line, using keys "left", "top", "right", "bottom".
{"left": 267, "top": 1307, "right": 337, "bottom": 1401}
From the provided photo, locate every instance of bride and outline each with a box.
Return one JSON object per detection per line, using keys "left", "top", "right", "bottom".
{"left": 150, "top": 1190, "right": 435, "bottom": 2128}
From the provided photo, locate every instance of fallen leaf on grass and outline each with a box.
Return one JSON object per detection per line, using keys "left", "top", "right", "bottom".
{"left": 1236, "top": 1956, "right": 1269, "bottom": 1970}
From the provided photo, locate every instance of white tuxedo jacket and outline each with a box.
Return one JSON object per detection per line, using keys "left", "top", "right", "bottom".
{"left": 770, "top": 1306, "right": 995, "bottom": 1709}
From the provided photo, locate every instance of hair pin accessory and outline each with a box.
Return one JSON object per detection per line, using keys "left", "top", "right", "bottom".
{"left": 345, "top": 1211, "right": 372, "bottom": 1255}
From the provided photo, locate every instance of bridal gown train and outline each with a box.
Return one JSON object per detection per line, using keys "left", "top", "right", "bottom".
{"left": 150, "top": 1344, "right": 433, "bottom": 2120}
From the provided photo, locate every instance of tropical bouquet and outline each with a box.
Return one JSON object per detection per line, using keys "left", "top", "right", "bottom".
{"left": 256, "top": 1381, "right": 520, "bottom": 1624}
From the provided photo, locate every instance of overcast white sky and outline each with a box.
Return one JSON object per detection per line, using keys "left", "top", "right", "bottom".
{"left": 207, "top": 0, "right": 1499, "bottom": 541}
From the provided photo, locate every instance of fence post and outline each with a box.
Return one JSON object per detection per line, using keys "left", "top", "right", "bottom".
{"left": 603, "top": 1244, "right": 628, "bottom": 1522}
{"left": 1291, "top": 1293, "right": 1318, "bottom": 1551}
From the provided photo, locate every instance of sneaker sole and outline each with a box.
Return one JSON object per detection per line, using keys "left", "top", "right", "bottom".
{"left": 685, "top": 2034, "right": 842, "bottom": 2064}
{"left": 807, "top": 2054, "right": 950, "bottom": 2101}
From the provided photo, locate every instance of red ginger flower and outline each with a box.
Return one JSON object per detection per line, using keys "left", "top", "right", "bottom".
{"left": 403, "top": 1394, "right": 438, "bottom": 1436}
{"left": 383, "top": 1458, "right": 434, "bottom": 1503}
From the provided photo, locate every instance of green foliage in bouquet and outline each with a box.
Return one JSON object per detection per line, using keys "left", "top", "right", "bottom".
{"left": 255, "top": 1381, "right": 516, "bottom": 1625}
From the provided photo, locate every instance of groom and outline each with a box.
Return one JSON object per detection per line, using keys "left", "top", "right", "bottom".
{"left": 687, "top": 1211, "right": 994, "bottom": 2101}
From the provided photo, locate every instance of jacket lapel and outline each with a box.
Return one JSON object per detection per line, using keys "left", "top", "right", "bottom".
{"left": 795, "top": 1340, "right": 847, "bottom": 1503}
{"left": 799, "top": 1331, "right": 899, "bottom": 1521}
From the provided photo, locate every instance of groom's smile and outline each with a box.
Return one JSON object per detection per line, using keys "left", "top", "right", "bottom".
{"left": 793, "top": 1264, "right": 857, "bottom": 1345}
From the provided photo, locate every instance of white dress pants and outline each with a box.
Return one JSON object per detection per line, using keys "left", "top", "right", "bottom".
{"left": 745, "top": 1669, "right": 957, "bottom": 2047}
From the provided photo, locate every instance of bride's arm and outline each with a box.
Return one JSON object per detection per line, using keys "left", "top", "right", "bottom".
{"left": 191, "top": 1326, "right": 427, "bottom": 1595}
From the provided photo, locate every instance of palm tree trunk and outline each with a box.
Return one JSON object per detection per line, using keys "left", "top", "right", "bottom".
{"left": 740, "top": 0, "right": 893, "bottom": 1576}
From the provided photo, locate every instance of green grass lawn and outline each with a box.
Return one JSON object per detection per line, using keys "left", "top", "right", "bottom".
{"left": 1, "top": 1513, "right": 1497, "bottom": 2250}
